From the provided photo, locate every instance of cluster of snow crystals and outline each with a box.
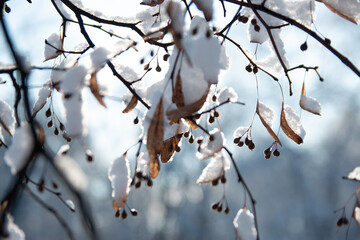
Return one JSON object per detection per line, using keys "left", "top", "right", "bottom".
{"left": 4, "top": 214, "right": 25, "bottom": 240}
{"left": 55, "top": 154, "right": 88, "bottom": 191}
{"left": 348, "top": 166, "right": 360, "bottom": 181}
{"left": 60, "top": 66, "right": 89, "bottom": 138}
{"left": 0, "top": 99, "right": 16, "bottom": 136}
{"left": 322, "top": 0, "right": 360, "bottom": 24}
{"left": 300, "top": 95, "right": 322, "bottom": 115}
{"left": 4, "top": 123, "right": 34, "bottom": 175}
{"left": 258, "top": 102, "right": 274, "bottom": 127}
{"left": 218, "top": 87, "right": 238, "bottom": 103}
{"left": 44, "top": 33, "right": 62, "bottom": 61}
{"left": 136, "top": 152, "right": 150, "bottom": 175}
{"left": 283, "top": 104, "right": 306, "bottom": 139}
{"left": 196, "top": 128, "right": 225, "bottom": 160}
{"left": 196, "top": 151, "right": 230, "bottom": 184}
{"left": 233, "top": 208, "right": 257, "bottom": 240}
{"left": 32, "top": 80, "right": 51, "bottom": 117}
{"left": 182, "top": 16, "right": 229, "bottom": 84}
{"left": 108, "top": 155, "right": 131, "bottom": 209}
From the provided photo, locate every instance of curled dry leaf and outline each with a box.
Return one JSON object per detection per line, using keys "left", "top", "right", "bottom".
{"left": 90, "top": 72, "right": 106, "bottom": 108}
{"left": 147, "top": 98, "right": 164, "bottom": 178}
{"left": 167, "top": 85, "right": 210, "bottom": 123}
{"left": 280, "top": 103, "right": 305, "bottom": 144}
{"left": 161, "top": 132, "right": 182, "bottom": 163}
{"left": 172, "top": 69, "right": 185, "bottom": 108}
{"left": 300, "top": 82, "right": 321, "bottom": 115}
{"left": 122, "top": 95, "right": 138, "bottom": 114}
{"left": 256, "top": 101, "right": 282, "bottom": 146}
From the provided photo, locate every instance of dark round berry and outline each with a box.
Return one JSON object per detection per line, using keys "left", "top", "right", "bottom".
{"left": 130, "top": 209, "right": 138, "bottom": 216}
{"left": 208, "top": 115, "right": 215, "bottom": 124}
{"left": 253, "top": 65, "right": 258, "bottom": 74}
{"left": 211, "top": 202, "right": 219, "bottom": 210}
{"left": 242, "top": 16, "right": 249, "bottom": 23}
{"left": 136, "top": 171, "right": 143, "bottom": 179}
{"left": 273, "top": 149, "right": 280, "bottom": 157}
{"left": 184, "top": 132, "right": 190, "bottom": 138}
{"left": 254, "top": 25, "right": 261, "bottom": 32}
{"left": 211, "top": 178, "right": 219, "bottom": 186}
{"left": 115, "top": 210, "right": 120, "bottom": 218}
{"left": 214, "top": 110, "right": 219, "bottom": 118}
{"left": 224, "top": 206, "right": 230, "bottom": 214}
{"left": 245, "top": 137, "right": 251, "bottom": 146}
{"left": 175, "top": 145, "right": 181, "bottom": 152}
{"left": 45, "top": 108, "right": 51, "bottom": 117}
{"left": 251, "top": 18, "right": 257, "bottom": 25}
{"left": 5, "top": 4, "right": 11, "bottom": 13}
{"left": 220, "top": 175, "right": 226, "bottom": 184}
{"left": 156, "top": 65, "right": 161, "bottom": 72}
{"left": 54, "top": 127, "right": 59, "bottom": 136}
{"left": 324, "top": 38, "right": 331, "bottom": 45}
{"left": 135, "top": 181, "right": 141, "bottom": 189}
{"left": 121, "top": 210, "right": 127, "bottom": 219}
{"left": 249, "top": 142, "right": 255, "bottom": 150}
{"left": 163, "top": 54, "right": 170, "bottom": 61}
{"left": 234, "top": 137, "right": 241, "bottom": 144}
{"left": 212, "top": 95, "right": 217, "bottom": 102}
{"left": 217, "top": 204, "right": 223, "bottom": 212}
{"left": 189, "top": 135, "right": 194, "bottom": 144}
{"left": 237, "top": 141, "right": 244, "bottom": 147}
{"left": 47, "top": 120, "right": 53, "bottom": 128}
{"left": 209, "top": 135, "right": 215, "bottom": 141}
{"left": 147, "top": 178, "right": 153, "bottom": 187}
{"left": 245, "top": 64, "right": 253, "bottom": 72}
{"left": 133, "top": 117, "right": 139, "bottom": 124}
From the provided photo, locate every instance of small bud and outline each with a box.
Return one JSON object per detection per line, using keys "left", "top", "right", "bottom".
{"left": 175, "top": 145, "right": 181, "bottom": 152}
{"left": 273, "top": 149, "right": 280, "bottom": 157}
{"left": 115, "top": 210, "right": 120, "bottom": 218}
{"left": 45, "top": 108, "right": 51, "bottom": 117}
{"left": 211, "top": 202, "right": 219, "bottom": 210}
{"left": 211, "top": 178, "right": 219, "bottom": 186}
{"left": 300, "top": 42, "right": 308, "bottom": 51}
{"left": 234, "top": 137, "right": 241, "bottom": 144}
{"left": 254, "top": 25, "right": 261, "bottom": 32}
{"left": 147, "top": 178, "right": 153, "bottom": 187}
{"left": 163, "top": 54, "right": 170, "bottom": 61}
{"left": 133, "top": 117, "right": 139, "bottom": 125}
{"left": 245, "top": 64, "right": 252, "bottom": 73}
{"left": 47, "top": 120, "right": 53, "bottom": 128}
{"left": 121, "top": 210, "right": 127, "bottom": 219}
{"left": 130, "top": 209, "right": 138, "bottom": 216}
{"left": 324, "top": 38, "right": 331, "bottom": 45}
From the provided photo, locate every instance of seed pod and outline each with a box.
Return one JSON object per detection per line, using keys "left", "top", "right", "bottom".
{"left": 245, "top": 64, "right": 252, "bottom": 73}
{"left": 241, "top": 16, "right": 249, "bottom": 23}
{"left": 47, "top": 120, "right": 53, "bottom": 128}
{"left": 115, "top": 210, "right": 120, "bottom": 218}
{"left": 59, "top": 122, "right": 65, "bottom": 131}
{"left": 135, "top": 181, "right": 141, "bottom": 189}
{"left": 237, "top": 141, "right": 244, "bottom": 147}
{"left": 211, "top": 178, "right": 219, "bottom": 186}
{"left": 220, "top": 175, "right": 226, "bottom": 184}
{"left": 273, "top": 149, "right": 280, "bottom": 157}
{"left": 121, "top": 210, "right": 127, "bottom": 219}
{"left": 54, "top": 127, "right": 59, "bottom": 136}
{"left": 253, "top": 65, "right": 258, "bottom": 74}
{"left": 249, "top": 142, "right": 255, "bottom": 150}
{"left": 147, "top": 178, "right": 153, "bottom": 187}
{"left": 224, "top": 206, "right": 230, "bottom": 214}
{"left": 211, "top": 202, "right": 219, "bottom": 210}
{"left": 184, "top": 131, "right": 190, "bottom": 138}
{"left": 217, "top": 204, "right": 223, "bottom": 212}
{"left": 156, "top": 65, "right": 161, "bottom": 72}
{"left": 189, "top": 135, "right": 194, "bottom": 144}
{"left": 130, "top": 209, "right": 138, "bottom": 216}
{"left": 208, "top": 115, "right": 215, "bottom": 124}
{"left": 245, "top": 137, "right": 251, "bottom": 146}
{"left": 175, "top": 145, "right": 181, "bottom": 152}
{"left": 251, "top": 18, "right": 257, "bottom": 25}
{"left": 163, "top": 54, "right": 170, "bottom": 61}
{"left": 212, "top": 95, "right": 217, "bottom": 102}
{"left": 234, "top": 137, "right": 241, "bottom": 144}
{"left": 45, "top": 108, "right": 51, "bottom": 117}
{"left": 254, "top": 25, "right": 261, "bottom": 32}
{"left": 4, "top": 4, "right": 11, "bottom": 13}
{"left": 133, "top": 117, "right": 139, "bottom": 124}
{"left": 300, "top": 42, "right": 308, "bottom": 51}
{"left": 214, "top": 110, "right": 219, "bottom": 118}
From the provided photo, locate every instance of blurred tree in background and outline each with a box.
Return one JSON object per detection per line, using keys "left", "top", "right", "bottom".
{"left": 0, "top": 0, "right": 360, "bottom": 239}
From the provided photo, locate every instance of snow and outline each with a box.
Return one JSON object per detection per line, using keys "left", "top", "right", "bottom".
{"left": 348, "top": 166, "right": 360, "bottom": 181}
{"left": 51, "top": 57, "right": 78, "bottom": 88}
{"left": 32, "top": 80, "right": 51, "bottom": 117}
{"left": 44, "top": 33, "right": 62, "bottom": 61}
{"left": 196, "top": 151, "right": 230, "bottom": 184}
{"left": 0, "top": 99, "right": 16, "bottom": 136}
{"left": 233, "top": 126, "right": 249, "bottom": 141}
{"left": 300, "top": 95, "right": 322, "bottom": 115}
{"left": 283, "top": 104, "right": 306, "bottom": 139}
{"left": 257, "top": 102, "right": 274, "bottom": 127}
{"left": 4, "top": 123, "right": 34, "bottom": 175}
{"left": 218, "top": 87, "right": 238, "bottom": 103}
{"left": 60, "top": 65, "right": 88, "bottom": 94}
{"left": 55, "top": 155, "right": 88, "bottom": 191}
{"left": 136, "top": 152, "right": 150, "bottom": 175}
{"left": 354, "top": 207, "right": 360, "bottom": 225}
{"left": 196, "top": 128, "right": 225, "bottom": 160}
{"left": 108, "top": 154, "right": 131, "bottom": 210}
{"left": 3, "top": 214, "right": 25, "bottom": 240}
{"left": 233, "top": 208, "right": 257, "bottom": 240}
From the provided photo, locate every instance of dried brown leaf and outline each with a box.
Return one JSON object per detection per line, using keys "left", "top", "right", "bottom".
{"left": 0, "top": 120, "right": 12, "bottom": 137}
{"left": 122, "top": 95, "right": 138, "bottom": 114}
{"left": 167, "top": 86, "right": 210, "bottom": 122}
{"left": 172, "top": 70, "right": 185, "bottom": 108}
{"left": 147, "top": 98, "right": 164, "bottom": 178}
{"left": 322, "top": 1, "right": 357, "bottom": 24}
{"left": 280, "top": 103, "right": 303, "bottom": 144}
{"left": 161, "top": 132, "right": 182, "bottom": 163}
{"left": 256, "top": 102, "right": 282, "bottom": 146}
{"left": 90, "top": 72, "right": 106, "bottom": 108}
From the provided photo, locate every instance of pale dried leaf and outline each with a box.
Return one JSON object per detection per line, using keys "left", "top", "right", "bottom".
{"left": 90, "top": 72, "right": 106, "bottom": 108}
{"left": 161, "top": 132, "right": 182, "bottom": 163}
{"left": 280, "top": 104, "right": 305, "bottom": 144}
{"left": 122, "top": 95, "right": 138, "bottom": 114}
{"left": 256, "top": 101, "right": 282, "bottom": 146}
{"left": 172, "top": 70, "right": 185, "bottom": 108}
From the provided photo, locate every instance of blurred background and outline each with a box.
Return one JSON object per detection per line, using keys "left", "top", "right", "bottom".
{"left": 0, "top": 0, "right": 360, "bottom": 239}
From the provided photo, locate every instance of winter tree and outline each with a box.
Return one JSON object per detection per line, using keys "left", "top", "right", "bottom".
{"left": 0, "top": 0, "right": 360, "bottom": 239}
